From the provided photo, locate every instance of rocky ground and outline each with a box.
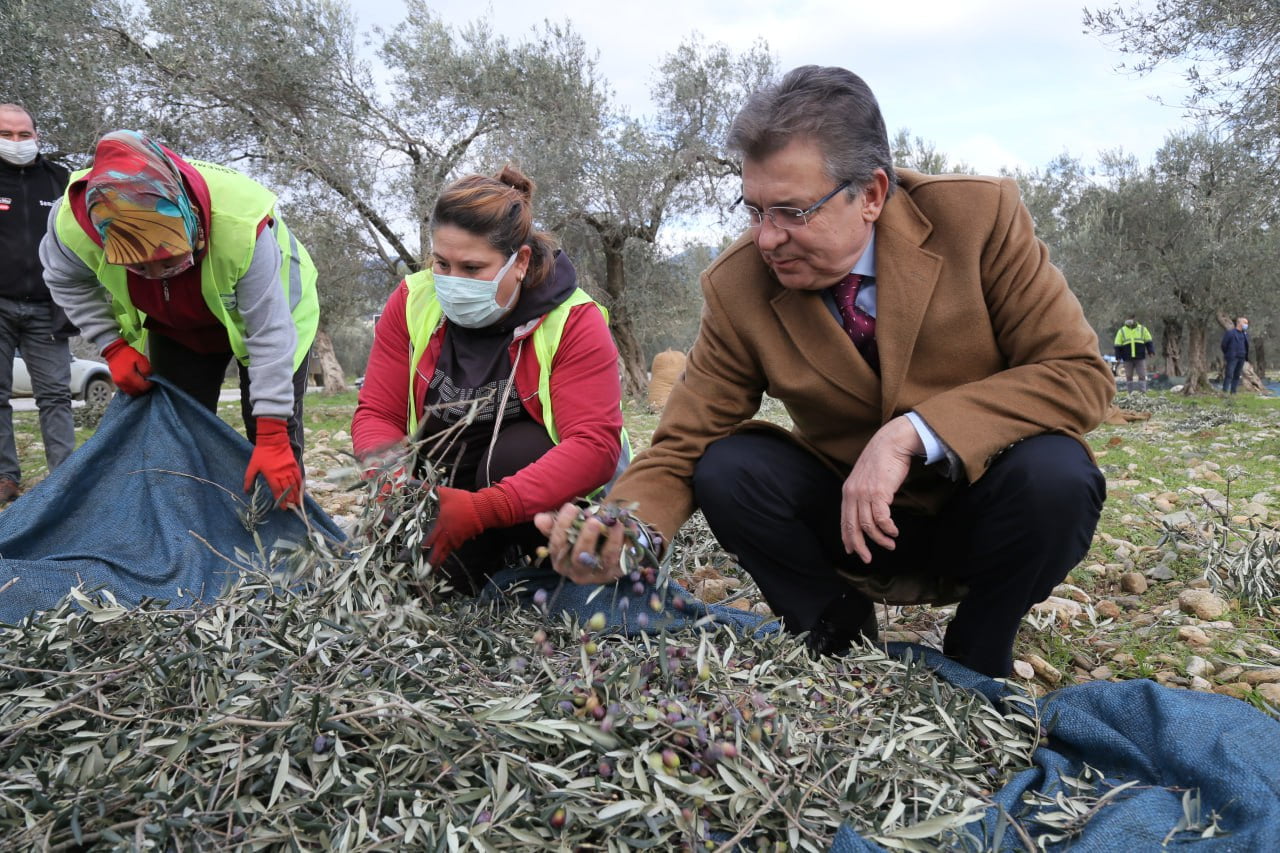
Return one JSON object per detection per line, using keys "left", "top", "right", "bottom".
{"left": 11, "top": 386, "right": 1280, "bottom": 717}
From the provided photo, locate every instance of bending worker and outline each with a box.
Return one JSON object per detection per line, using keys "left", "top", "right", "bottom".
{"left": 40, "top": 130, "right": 318, "bottom": 508}
{"left": 353, "top": 166, "right": 628, "bottom": 594}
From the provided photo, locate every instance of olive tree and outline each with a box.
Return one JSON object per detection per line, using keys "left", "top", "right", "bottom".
{"left": 553, "top": 37, "right": 775, "bottom": 398}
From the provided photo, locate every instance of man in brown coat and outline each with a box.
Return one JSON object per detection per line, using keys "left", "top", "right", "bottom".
{"left": 537, "top": 65, "right": 1114, "bottom": 678}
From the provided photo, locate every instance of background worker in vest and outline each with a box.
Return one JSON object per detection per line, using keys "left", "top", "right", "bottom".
{"left": 0, "top": 104, "right": 76, "bottom": 503}
{"left": 39, "top": 130, "right": 319, "bottom": 509}
{"left": 352, "top": 166, "right": 627, "bottom": 593}
{"left": 1113, "top": 315, "right": 1155, "bottom": 392}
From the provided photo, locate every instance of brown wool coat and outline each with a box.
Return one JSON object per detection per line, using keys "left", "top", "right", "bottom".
{"left": 612, "top": 170, "right": 1115, "bottom": 542}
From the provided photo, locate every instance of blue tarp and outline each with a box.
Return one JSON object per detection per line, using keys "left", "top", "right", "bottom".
{"left": 0, "top": 380, "right": 343, "bottom": 624}
{"left": 2, "top": 382, "right": 1278, "bottom": 849}
{"left": 831, "top": 647, "right": 1280, "bottom": 851}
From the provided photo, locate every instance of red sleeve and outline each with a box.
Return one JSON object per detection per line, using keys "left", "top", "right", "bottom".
{"left": 496, "top": 302, "right": 624, "bottom": 519}
{"left": 351, "top": 282, "right": 414, "bottom": 459}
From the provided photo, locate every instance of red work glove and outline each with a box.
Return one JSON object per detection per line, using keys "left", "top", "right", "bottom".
{"left": 243, "top": 417, "right": 303, "bottom": 509}
{"left": 101, "top": 338, "right": 154, "bottom": 396}
{"left": 424, "top": 484, "right": 519, "bottom": 566}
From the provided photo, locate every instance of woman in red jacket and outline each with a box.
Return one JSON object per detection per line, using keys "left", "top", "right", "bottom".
{"left": 352, "top": 166, "right": 626, "bottom": 591}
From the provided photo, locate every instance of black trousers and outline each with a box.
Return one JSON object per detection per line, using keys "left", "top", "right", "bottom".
{"left": 440, "top": 419, "right": 556, "bottom": 593}
{"left": 148, "top": 333, "right": 310, "bottom": 470}
{"left": 692, "top": 431, "right": 1104, "bottom": 677}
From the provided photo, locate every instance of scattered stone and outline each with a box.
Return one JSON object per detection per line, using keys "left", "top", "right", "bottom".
{"left": 1241, "top": 668, "right": 1280, "bottom": 685}
{"left": 1095, "top": 600, "right": 1121, "bottom": 620}
{"left": 1119, "top": 573, "right": 1148, "bottom": 595}
{"left": 1053, "top": 583, "right": 1092, "bottom": 604}
{"left": 1111, "top": 652, "right": 1137, "bottom": 667}
{"left": 1113, "top": 596, "right": 1144, "bottom": 610}
{"left": 1216, "top": 665, "right": 1245, "bottom": 683}
{"left": 1213, "top": 683, "right": 1253, "bottom": 700}
{"left": 697, "top": 579, "right": 732, "bottom": 603}
{"left": 1128, "top": 612, "right": 1155, "bottom": 627}
{"left": 1012, "top": 659, "right": 1035, "bottom": 680}
{"left": 1186, "top": 578, "right": 1212, "bottom": 590}
{"left": 1178, "top": 589, "right": 1229, "bottom": 620}
{"left": 1145, "top": 565, "right": 1175, "bottom": 582}
{"left": 1030, "top": 596, "right": 1083, "bottom": 623}
{"left": 1240, "top": 502, "right": 1270, "bottom": 521}
{"left": 1025, "top": 653, "right": 1063, "bottom": 685}
{"left": 1255, "top": 644, "right": 1280, "bottom": 660}
{"left": 750, "top": 602, "right": 772, "bottom": 617}
{"left": 1189, "top": 676, "right": 1213, "bottom": 692}
{"left": 1152, "top": 495, "right": 1177, "bottom": 513}
{"left": 1258, "top": 684, "right": 1280, "bottom": 706}
{"left": 1185, "top": 656, "right": 1213, "bottom": 678}
{"left": 1178, "top": 626, "right": 1211, "bottom": 646}
{"left": 1089, "top": 665, "right": 1114, "bottom": 680}
{"left": 1160, "top": 511, "right": 1196, "bottom": 527}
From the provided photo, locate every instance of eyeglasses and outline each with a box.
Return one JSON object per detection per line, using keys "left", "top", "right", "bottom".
{"left": 733, "top": 180, "right": 852, "bottom": 230}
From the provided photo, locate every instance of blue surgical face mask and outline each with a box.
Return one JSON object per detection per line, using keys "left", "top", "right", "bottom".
{"left": 434, "top": 252, "right": 520, "bottom": 329}
{"left": 1241, "top": 322, "right": 1249, "bottom": 331}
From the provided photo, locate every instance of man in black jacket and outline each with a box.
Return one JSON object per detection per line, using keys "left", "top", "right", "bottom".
{"left": 0, "top": 104, "right": 75, "bottom": 502}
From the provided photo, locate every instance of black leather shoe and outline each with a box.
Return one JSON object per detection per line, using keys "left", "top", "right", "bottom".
{"left": 0, "top": 478, "right": 18, "bottom": 503}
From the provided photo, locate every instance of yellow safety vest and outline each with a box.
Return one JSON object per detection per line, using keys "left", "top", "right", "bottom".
{"left": 55, "top": 160, "right": 319, "bottom": 370}
{"left": 1114, "top": 323, "right": 1152, "bottom": 359}
{"left": 404, "top": 269, "right": 631, "bottom": 492}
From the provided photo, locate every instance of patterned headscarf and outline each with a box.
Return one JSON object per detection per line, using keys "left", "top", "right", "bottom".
{"left": 85, "top": 131, "right": 201, "bottom": 265}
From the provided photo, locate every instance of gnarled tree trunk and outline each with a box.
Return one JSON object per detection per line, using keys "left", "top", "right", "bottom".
{"left": 1180, "top": 323, "right": 1214, "bottom": 394}
{"left": 601, "top": 240, "right": 649, "bottom": 401}
{"left": 1160, "top": 316, "right": 1183, "bottom": 378}
{"left": 310, "top": 328, "right": 349, "bottom": 393}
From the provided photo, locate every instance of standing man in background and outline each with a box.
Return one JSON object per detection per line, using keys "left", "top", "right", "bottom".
{"left": 0, "top": 104, "right": 75, "bottom": 503}
{"left": 1113, "top": 315, "right": 1155, "bottom": 392}
{"left": 1221, "top": 316, "right": 1249, "bottom": 394}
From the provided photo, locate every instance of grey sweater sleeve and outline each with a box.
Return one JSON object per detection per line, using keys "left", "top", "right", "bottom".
{"left": 40, "top": 200, "right": 126, "bottom": 352}
{"left": 238, "top": 223, "right": 300, "bottom": 421}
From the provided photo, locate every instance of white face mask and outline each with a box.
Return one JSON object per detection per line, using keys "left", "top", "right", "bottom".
{"left": 0, "top": 138, "right": 38, "bottom": 166}
{"left": 434, "top": 252, "right": 521, "bottom": 329}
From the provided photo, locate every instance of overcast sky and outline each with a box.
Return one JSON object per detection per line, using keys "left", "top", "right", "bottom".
{"left": 356, "top": 0, "right": 1194, "bottom": 176}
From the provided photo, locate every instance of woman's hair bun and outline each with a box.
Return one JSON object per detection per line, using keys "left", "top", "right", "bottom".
{"left": 496, "top": 164, "right": 535, "bottom": 202}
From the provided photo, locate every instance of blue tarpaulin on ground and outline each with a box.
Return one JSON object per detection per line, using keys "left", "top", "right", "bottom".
{"left": 2, "top": 383, "right": 1278, "bottom": 850}
{"left": 0, "top": 380, "right": 343, "bottom": 624}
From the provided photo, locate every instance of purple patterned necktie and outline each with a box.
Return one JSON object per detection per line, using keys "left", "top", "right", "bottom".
{"left": 834, "top": 273, "right": 879, "bottom": 373}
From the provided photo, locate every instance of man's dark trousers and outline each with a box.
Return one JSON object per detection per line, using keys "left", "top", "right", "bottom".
{"left": 1223, "top": 358, "right": 1246, "bottom": 393}
{"left": 693, "top": 431, "right": 1105, "bottom": 677}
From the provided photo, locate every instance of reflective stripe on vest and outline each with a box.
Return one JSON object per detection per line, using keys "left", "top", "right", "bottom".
{"left": 55, "top": 160, "right": 319, "bottom": 370}
{"left": 403, "top": 269, "right": 631, "bottom": 492}
{"left": 1113, "top": 324, "right": 1151, "bottom": 359}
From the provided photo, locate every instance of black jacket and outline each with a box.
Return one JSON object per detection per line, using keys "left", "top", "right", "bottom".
{"left": 0, "top": 153, "right": 77, "bottom": 337}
